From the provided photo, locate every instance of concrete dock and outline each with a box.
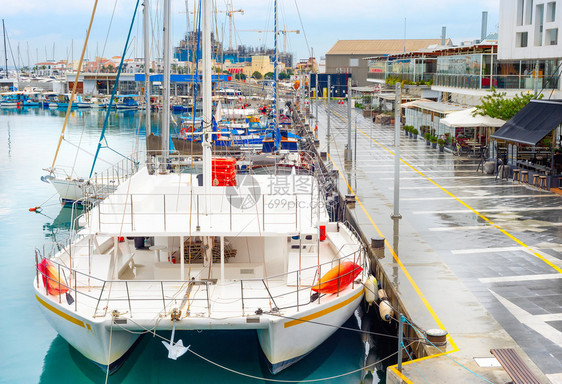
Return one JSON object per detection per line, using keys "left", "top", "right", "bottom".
{"left": 310, "top": 99, "right": 562, "bottom": 384}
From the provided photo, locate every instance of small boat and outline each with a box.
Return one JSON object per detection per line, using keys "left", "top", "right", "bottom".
{"left": 0, "top": 91, "right": 27, "bottom": 107}
{"left": 114, "top": 94, "right": 139, "bottom": 109}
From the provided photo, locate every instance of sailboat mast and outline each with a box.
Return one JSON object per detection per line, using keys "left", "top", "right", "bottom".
{"left": 144, "top": 0, "right": 151, "bottom": 137}
{"left": 162, "top": 0, "right": 171, "bottom": 161}
{"left": 2, "top": 20, "right": 8, "bottom": 78}
{"left": 274, "top": 0, "right": 278, "bottom": 132}
{"left": 202, "top": 0, "right": 212, "bottom": 208}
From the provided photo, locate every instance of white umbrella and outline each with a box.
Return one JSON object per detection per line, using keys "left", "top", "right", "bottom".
{"left": 441, "top": 108, "right": 505, "bottom": 127}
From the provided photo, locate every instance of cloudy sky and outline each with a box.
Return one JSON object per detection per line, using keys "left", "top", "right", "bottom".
{"left": 0, "top": 0, "right": 499, "bottom": 67}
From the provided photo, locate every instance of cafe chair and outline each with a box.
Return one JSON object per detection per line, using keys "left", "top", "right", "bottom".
{"left": 520, "top": 170, "right": 529, "bottom": 184}
{"left": 512, "top": 169, "right": 520, "bottom": 183}
{"left": 538, "top": 175, "right": 548, "bottom": 190}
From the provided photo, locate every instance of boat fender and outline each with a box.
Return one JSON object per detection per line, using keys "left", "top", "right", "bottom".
{"left": 378, "top": 289, "right": 393, "bottom": 322}
{"left": 29, "top": 206, "right": 42, "bottom": 213}
{"left": 364, "top": 277, "right": 377, "bottom": 305}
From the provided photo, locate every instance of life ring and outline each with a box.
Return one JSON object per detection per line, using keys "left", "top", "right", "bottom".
{"left": 189, "top": 125, "right": 193, "bottom": 132}
{"left": 180, "top": 127, "right": 188, "bottom": 136}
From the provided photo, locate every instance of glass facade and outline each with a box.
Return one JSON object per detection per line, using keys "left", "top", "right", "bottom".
{"left": 434, "top": 53, "right": 560, "bottom": 90}
{"left": 367, "top": 58, "right": 435, "bottom": 83}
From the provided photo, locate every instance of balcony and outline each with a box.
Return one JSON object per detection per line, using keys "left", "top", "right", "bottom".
{"left": 432, "top": 74, "right": 556, "bottom": 90}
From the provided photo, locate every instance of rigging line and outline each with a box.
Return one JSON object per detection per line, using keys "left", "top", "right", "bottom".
{"left": 5, "top": 29, "right": 20, "bottom": 82}
{"left": 191, "top": 0, "right": 203, "bottom": 132}
{"left": 65, "top": 1, "right": 100, "bottom": 177}
{"left": 402, "top": 343, "right": 432, "bottom": 384}
{"left": 404, "top": 318, "right": 496, "bottom": 384}
{"left": 60, "top": 138, "right": 115, "bottom": 166}
{"left": 104, "top": 316, "right": 114, "bottom": 384}
{"left": 189, "top": 342, "right": 407, "bottom": 383}
{"left": 95, "top": 0, "right": 119, "bottom": 82}
{"left": 123, "top": 316, "right": 409, "bottom": 383}
{"left": 293, "top": 0, "right": 311, "bottom": 58}
{"left": 90, "top": 0, "right": 141, "bottom": 179}
{"left": 269, "top": 312, "right": 416, "bottom": 340}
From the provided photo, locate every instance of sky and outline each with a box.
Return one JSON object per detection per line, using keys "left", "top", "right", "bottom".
{"left": 0, "top": 0, "right": 500, "bottom": 68}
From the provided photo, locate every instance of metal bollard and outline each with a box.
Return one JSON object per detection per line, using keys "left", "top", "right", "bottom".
{"left": 371, "top": 237, "right": 385, "bottom": 259}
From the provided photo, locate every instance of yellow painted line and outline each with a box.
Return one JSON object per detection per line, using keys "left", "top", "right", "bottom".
{"left": 36, "top": 294, "right": 86, "bottom": 328}
{"left": 327, "top": 109, "right": 562, "bottom": 381}
{"left": 327, "top": 151, "right": 458, "bottom": 350}
{"left": 284, "top": 289, "right": 364, "bottom": 328}
{"left": 389, "top": 366, "right": 415, "bottom": 384}
{"left": 333, "top": 109, "right": 562, "bottom": 274}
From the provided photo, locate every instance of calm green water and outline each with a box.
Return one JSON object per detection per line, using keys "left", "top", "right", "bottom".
{"left": 0, "top": 107, "right": 388, "bottom": 384}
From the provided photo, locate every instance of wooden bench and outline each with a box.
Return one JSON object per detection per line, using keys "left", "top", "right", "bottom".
{"left": 490, "top": 348, "right": 542, "bottom": 384}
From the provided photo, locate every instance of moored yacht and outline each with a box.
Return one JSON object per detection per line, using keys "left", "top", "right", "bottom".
{"left": 34, "top": 0, "right": 368, "bottom": 375}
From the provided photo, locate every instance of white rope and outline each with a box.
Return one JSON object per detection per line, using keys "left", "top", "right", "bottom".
{"left": 122, "top": 316, "right": 406, "bottom": 383}
{"left": 104, "top": 315, "right": 114, "bottom": 384}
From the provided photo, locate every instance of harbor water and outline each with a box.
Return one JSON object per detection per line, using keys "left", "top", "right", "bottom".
{"left": 0, "top": 108, "right": 394, "bottom": 383}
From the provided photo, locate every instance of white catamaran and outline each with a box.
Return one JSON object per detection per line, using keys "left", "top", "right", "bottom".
{"left": 34, "top": 0, "right": 368, "bottom": 375}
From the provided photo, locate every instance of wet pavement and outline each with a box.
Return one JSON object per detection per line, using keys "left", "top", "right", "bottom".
{"left": 310, "top": 99, "right": 562, "bottom": 384}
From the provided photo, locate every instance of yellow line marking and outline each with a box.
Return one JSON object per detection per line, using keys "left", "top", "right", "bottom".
{"left": 36, "top": 294, "right": 86, "bottom": 328}
{"left": 333, "top": 109, "right": 562, "bottom": 274}
{"left": 389, "top": 366, "right": 415, "bottom": 384}
{"left": 326, "top": 152, "right": 458, "bottom": 349}
{"left": 284, "top": 289, "right": 364, "bottom": 328}
{"left": 327, "top": 109, "right": 562, "bottom": 381}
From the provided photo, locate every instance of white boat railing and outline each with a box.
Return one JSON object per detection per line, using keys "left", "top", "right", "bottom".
{"left": 87, "top": 188, "right": 325, "bottom": 234}
{"left": 34, "top": 243, "right": 367, "bottom": 319}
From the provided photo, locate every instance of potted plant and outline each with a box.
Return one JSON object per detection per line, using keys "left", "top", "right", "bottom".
{"left": 438, "top": 138, "right": 445, "bottom": 152}
{"left": 430, "top": 135, "right": 438, "bottom": 149}
{"left": 412, "top": 128, "right": 419, "bottom": 139}
{"left": 424, "top": 132, "right": 431, "bottom": 145}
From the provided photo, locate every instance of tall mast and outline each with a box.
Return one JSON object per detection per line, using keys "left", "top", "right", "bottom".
{"left": 144, "top": 0, "right": 151, "bottom": 137}
{"left": 162, "top": 0, "right": 171, "bottom": 162}
{"left": 274, "top": 0, "right": 278, "bottom": 134}
{"left": 2, "top": 20, "right": 8, "bottom": 78}
{"left": 202, "top": 0, "right": 212, "bottom": 211}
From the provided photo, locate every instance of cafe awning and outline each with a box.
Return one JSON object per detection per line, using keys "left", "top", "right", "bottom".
{"left": 441, "top": 107, "right": 505, "bottom": 127}
{"left": 491, "top": 99, "right": 562, "bottom": 145}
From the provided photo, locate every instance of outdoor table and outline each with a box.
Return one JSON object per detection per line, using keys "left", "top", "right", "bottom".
{"left": 149, "top": 245, "right": 169, "bottom": 262}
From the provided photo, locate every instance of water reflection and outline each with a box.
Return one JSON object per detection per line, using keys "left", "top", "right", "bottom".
{"left": 42, "top": 205, "right": 83, "bottom": 245}
{"left": 39, "top": 319, "right": 364, "bottom": 383}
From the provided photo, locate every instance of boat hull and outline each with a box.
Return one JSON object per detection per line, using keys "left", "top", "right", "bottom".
{"left": 258, "top": 287, "right": 364, "bottom": 374}
{"left": 34, "top": 287, "right": 140, "bottom": 373}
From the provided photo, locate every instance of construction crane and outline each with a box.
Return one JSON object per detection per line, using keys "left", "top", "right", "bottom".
{"left": 238, "top": 29, "right": 300, "bottom": 54}
{"left": 217, "top": 1, "right": 243, "bottom": 51}
{"left": 180, "top": 2, "right": 243, "bottom": 51}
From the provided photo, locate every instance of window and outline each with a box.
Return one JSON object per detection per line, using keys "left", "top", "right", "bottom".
{"left": 547, "top": 2, "right": 556, "bottom": 22}
{"left": 349, "top": 58, "right": 359, "bottom": 67}
{"left": 546, "top": 28, "right": 558, "bottom": 45}
{"left": 517, "top": 32, "right": 529, "bottom": 47}
{"left": 517, "top": 0, "right": 525, "bottom": 25}
{"left": 525, "top": 0, "right": 534, "bottom": 24}
{"left": 535, "top": 4, "right": 544, "bottom": 46}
